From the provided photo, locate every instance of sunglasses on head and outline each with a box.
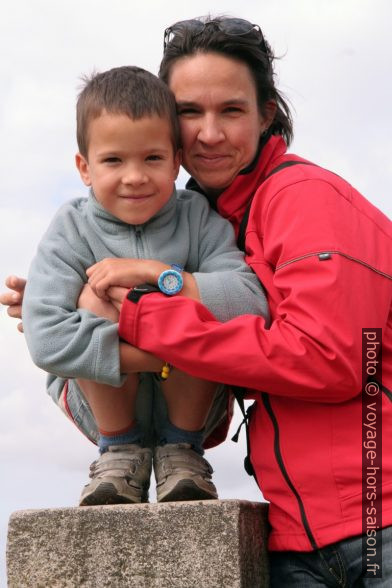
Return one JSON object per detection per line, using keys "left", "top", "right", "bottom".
{"left": 163, "top": 17, "right": 266, "bottom": 51}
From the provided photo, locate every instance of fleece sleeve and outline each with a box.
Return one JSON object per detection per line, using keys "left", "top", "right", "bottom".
{"left": 22, "top": 204, "right": 124, "bottom": 386}
{"left": 119, "top": 180, "right": 391, "bottom": 403}
{"left": 190, "top": 198, "right": 269, "bottom": 323}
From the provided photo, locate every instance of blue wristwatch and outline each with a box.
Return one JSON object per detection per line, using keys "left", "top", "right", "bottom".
{"left": 158, "top": 264, "right": 184, "bottom": 296}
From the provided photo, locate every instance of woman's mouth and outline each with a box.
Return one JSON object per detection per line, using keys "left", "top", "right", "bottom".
{"left": 195, "top": 153, "right": 230, "bottom": 167}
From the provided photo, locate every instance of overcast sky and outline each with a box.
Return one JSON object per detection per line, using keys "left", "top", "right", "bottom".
{"left": 1, "top": 0, "right": 391, "bottom": 581}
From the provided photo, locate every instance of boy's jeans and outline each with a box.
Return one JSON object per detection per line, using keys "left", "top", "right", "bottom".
{"left": 269, "top": 525, "right": 392, "bottom": 587}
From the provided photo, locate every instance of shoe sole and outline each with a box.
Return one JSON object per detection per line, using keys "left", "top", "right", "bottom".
{"left": 79, "top": 482, "right": 144, "bottom": 506}
{"left": 158, "top": 479, "right": 218, "bottom": 503}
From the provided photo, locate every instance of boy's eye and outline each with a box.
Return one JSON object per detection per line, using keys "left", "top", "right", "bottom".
{"left": 103, "top": 157, "right": 121, "bottom": 163}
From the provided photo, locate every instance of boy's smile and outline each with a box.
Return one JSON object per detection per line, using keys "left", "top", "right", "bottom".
{"left": 76, "top": 111, "right": 180, "bottom": 225}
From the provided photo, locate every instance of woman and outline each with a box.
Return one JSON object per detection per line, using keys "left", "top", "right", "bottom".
{"left": 3, "top": 16, "right": 392, "bottom": 586}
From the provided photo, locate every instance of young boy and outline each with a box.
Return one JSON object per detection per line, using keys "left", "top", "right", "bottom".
{"left": 22, "top": 66, "right": 269, "bottom": 506}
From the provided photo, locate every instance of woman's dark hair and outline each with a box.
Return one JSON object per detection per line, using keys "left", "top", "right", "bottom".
{"left": 159, "top": 16, "right": 293, "bottom": 145}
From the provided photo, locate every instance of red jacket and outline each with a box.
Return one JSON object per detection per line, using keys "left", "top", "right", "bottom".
{"left": 119, "top": 135, "right": 392, "bottom": 551}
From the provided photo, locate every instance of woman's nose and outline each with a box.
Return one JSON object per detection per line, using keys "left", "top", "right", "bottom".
{"left": 197, "top": 115, "right": 225, "bottom": 145}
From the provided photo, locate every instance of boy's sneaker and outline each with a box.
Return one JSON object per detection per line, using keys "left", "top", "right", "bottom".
{"left": 79, "top": 444, "right": 152, "bottom": 506}
{"left": 154, "top": 443, "right": 218, "bottom": 502}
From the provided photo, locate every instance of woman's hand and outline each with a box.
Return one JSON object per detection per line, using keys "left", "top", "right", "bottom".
{"left": 86, "top": 258, "right": 167, "bottom": 300}
{"left": 0, "top": 276, "right": 26, "bottom": 332}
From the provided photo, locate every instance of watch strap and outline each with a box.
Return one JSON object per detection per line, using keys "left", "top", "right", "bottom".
{"left": 171, "top": 263, "right": 183, "bottom": 273}
{"left": 127, "top": 283, "right": 160, "bottom": 304}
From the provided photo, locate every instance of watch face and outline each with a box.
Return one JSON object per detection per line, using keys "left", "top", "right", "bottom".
{"left": 162, "top": 273, "right": 180, "bottom": 292}
{"left": 158, "top": 269, "right": 183, "bottom": 295}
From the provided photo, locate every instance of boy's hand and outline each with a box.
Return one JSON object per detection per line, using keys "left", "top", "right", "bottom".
{"left": 86, "top": 258, "right": 167, "bottom": 299}
{"left": 106, "top": 287, "right": 129, "bottom": 312}
{"left": 0, "top": 275, "right": 26, "bottom": 332}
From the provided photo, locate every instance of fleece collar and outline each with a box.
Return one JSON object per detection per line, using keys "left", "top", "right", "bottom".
{"left": 86, "top": 186, "right": 178, "bottom": 236}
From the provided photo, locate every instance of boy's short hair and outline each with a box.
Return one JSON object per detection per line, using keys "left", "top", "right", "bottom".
{"left": 77, "top": 65, "right": 181, "bottom": 157}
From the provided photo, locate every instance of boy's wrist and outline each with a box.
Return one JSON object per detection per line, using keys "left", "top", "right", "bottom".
{"left": 145, "top": 260, "right": 170, "bottom": 285}
{"left": 180, "top": 272, "right": 200, "bottom": 301}
{"left": 130, "top": 260, "right": 200, "bottom": 300}
{"left": 157, "top": 264, "right": 184, "bottom": 296}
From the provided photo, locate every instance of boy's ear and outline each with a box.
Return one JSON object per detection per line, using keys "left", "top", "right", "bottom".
{"left": 173, "top": 149, "right": 182, "bottom": 180}
{"left": 75, "top": 153, "right": 91, "bottom": 186}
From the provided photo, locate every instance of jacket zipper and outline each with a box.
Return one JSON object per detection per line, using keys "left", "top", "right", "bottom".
{"left": 135, "top": 226, "right": 144, "bottom": 259}
{"left": 262, "top": 392, "right": 319, "bottom": 550}
{"left": 276, "top": 251, "right": 392, "bottom": 280}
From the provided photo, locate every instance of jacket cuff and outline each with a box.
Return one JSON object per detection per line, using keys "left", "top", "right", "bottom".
{"left": 95, "top": 321, "right": 125, "bottom": 386}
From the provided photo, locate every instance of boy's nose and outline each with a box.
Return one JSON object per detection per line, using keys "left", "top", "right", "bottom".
{"left": 122, "top": 165, "right": 148, "bottom": 186}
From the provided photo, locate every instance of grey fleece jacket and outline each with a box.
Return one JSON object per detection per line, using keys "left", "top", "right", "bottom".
{"left": 23, "top": 187, "right": 269, "bottom": 388}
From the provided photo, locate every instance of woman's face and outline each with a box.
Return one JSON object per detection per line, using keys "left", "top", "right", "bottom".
{"left": 168, "top": 52, "right": 267, "bottom": 195}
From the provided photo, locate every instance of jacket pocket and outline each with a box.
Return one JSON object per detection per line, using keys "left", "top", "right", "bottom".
{"left": 276, "top": 250, "right": 392, "bottom": 280}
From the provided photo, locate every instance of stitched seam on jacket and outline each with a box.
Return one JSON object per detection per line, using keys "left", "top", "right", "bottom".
{"left": 275, "top": 250, "right": 392, "bottom": 280}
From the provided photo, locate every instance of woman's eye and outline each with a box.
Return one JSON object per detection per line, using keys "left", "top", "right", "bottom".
{"left": 224, "top": 107, "right": 242, "bottom": 114}
{"left": 178, "top": 108, "right": 199, "bottom": 116}
{"left": 146, "top": 154, "right": 163, "bottom": 161}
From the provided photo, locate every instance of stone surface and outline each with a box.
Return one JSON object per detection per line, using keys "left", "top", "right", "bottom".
{"left": 7, "top": 499, "right": 269, "bottom": 588}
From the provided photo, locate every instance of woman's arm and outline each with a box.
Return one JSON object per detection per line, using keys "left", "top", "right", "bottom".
{"left": 117, "top": 181, "right": 391, "bottom": 403}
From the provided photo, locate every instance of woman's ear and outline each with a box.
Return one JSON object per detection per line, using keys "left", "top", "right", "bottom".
{"left": 75, "top": 153, "right": 91, "bottom": 186}
{"left": 261, "top": 100, "right": 277, "bottom": 132}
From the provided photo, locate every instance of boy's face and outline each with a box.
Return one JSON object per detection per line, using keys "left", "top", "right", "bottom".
{"left": 76, "top": 111, "right": 180, "bottom": 225}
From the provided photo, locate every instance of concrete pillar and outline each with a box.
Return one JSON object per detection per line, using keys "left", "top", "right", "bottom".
{"left": 7, "top": 499, "right": 269, "bottom": 587}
